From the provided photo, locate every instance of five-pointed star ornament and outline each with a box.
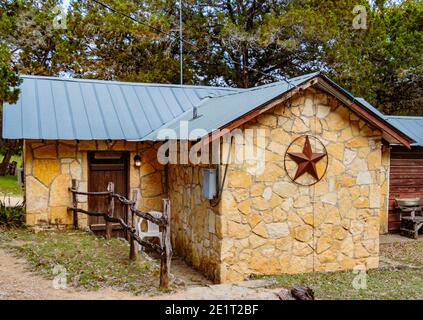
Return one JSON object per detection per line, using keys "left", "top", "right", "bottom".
{"left": 287, "top": 136, "right": 327, "bottom": 181}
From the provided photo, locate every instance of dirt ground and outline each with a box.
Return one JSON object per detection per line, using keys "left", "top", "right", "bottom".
{"left": 0, "top": 247, "right": 147, "bottom": 300}
{"left": 3, "top": 234, "right": 421, "bottom": 300}
{"left": 0, "top": 248, "right": 282, "bottom": 300}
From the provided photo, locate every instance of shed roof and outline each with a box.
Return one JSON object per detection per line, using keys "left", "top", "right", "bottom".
{"left": 2, "top": 72, "right": 415, "bottom": 147}
{"left": 142, "top": 73, "right": 319, "bottom": 140}
{"left": 3, "top": 75, "right": 241, "bottom": 141}
{"left": 385, "top": 116, "right": 423, "bottom": 147}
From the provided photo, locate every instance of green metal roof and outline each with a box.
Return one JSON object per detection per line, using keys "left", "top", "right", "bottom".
{"left": 3, "top": 75, "right": 241, "bottom": 140}
{"left": 385, "top": 116, "right": 423, "bottom": 147}
{"left": 3, "top": 72, "right": 415, "bottom": 146}
{"left": 142, "top": 73, "right": 319, "bottom": 140}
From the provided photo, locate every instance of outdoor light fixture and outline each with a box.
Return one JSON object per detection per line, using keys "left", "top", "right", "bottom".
{"left": 134, "top": 154, "right": 142, "bottom": 167}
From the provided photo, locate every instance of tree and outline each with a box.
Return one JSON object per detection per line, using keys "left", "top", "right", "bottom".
{"left": 0, "top": 0, "right": 71, "bottom": 76}
{"left": 65, "top": 0, "right": 188, "bottom": 83}
{"left": 251, "top": 0, "right": 423, "bottom": 115}
{"left": 0, "top": 0, "right": 72, "bottom": 175}
{"left": 0, "top": 45, "right": 20, "bottom": 104}
{"left": 181, "top": 0, "right": 322, "bottom": 87}
{"left": 0, "top": 44, "right": 21, "bottom": 176}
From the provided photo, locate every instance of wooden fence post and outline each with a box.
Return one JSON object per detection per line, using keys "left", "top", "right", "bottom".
{"left": 160, "top": 199, "right": 172, "bottom": 288}
{"left": 129, "top": 190, "right": 139, "bottom": 261}
{"left": 71, "top": 179, "right": 79, "bottom": 230}
{"left": 106, "top": 182, "right": 114, "bottom": 240}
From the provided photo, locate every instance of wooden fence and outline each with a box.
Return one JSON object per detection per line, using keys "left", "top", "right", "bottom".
{"left": 68, "top": 179, "right": 172, "bottom": 288}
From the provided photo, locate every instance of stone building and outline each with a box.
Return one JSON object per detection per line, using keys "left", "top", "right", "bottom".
{"left": 3, "top": 73, "right": 415, "bottom": 283}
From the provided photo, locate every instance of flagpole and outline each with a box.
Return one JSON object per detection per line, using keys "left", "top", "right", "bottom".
{"left": 179, "top": 0, "right": 183, "bottom": 85}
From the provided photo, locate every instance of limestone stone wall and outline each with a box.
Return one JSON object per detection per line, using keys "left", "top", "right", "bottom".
{"left": 24, "top": 140, "right": 165, "bottom": 229}
{"left": 379, "top": 142, "right": 391, "bottom": 234}
{"left": 168, "top": 164, "right": 222, "bottom": 282}
{"left": 218, "top": 88, "right": 383, "bottom": 283}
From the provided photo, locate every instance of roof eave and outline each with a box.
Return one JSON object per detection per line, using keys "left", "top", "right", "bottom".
{"left": 203, "top": 74, "right": 414, "bottom": 149}
{"left": 316, "top": 76, "right": 414, "bottom": 149}
{"left": 202, "top": 74, "right": 321, "bottom": 146}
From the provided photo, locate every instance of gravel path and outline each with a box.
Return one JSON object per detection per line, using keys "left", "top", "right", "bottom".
{"left": 0, "top": 195, "right": 24, "bottom": 207}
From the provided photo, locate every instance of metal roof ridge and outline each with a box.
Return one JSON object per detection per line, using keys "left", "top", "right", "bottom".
{"left": 249, "top": 72, "right": 321, "bottom": 90}
{"left": 19, "top": 74, "right": 243, "bottom": 91}
{"left": 386, "top": 115, "right": 423, "bottom": 120}
{"left": 192, "top": 72, "right": 322, "bottom": 106}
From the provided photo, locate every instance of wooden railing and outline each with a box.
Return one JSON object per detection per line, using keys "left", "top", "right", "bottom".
{"left": 68, "top": 179, "right": 172, "bottom": 288}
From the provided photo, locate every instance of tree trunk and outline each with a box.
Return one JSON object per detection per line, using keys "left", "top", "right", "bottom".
{"left": 0, "top": 146, "right": 13, "bottom": 176}
{"left": 0, "top": 139, "right": 19, "bottom": 176}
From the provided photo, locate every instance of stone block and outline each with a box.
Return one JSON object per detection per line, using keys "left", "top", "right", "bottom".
{"left": 58, "top": 144, "right": 76, "bottom": 158}
{"left": 49, "top": 175, "right": 72, "bottom": 207}
{"left": 266, "top": 223, "right": 289, "bottom": 239}
{"left": 228, "top": 171, "right": 252, "bottom": 188}
{"left": 141, "top": 172, "right": 163, "bottom": 197}
{"left": 294, "top": 225, "right": 313, "bottom": 242}
{"left": 26, "top": 176, "right": 49, "bottom": 212}
{"left": 33, "top": 159, "right": 60, "bottom": 186}
{"left": 33, "top": 144, "right": 57, "bottom": 159}
{"left": 49, "top": 207, "right": 73, "bottom": 225}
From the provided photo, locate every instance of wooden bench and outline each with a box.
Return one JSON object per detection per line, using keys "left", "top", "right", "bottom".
{"left": 396, "top": 198, "right": 423, "bottom": 239}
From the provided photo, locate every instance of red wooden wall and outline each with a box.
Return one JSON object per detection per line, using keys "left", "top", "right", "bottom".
{"left": 389, "top": 146, "right": 423, "bottom": 232}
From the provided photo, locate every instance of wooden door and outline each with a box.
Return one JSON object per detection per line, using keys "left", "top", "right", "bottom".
{"left": 88, "top": 152, "right": 129, "bottom": 238}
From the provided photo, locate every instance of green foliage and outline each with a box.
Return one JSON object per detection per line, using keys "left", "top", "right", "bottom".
{"left": 0, "top": 45, "right": 21, "bottom": 104}
{"left": 0, "top": 200, "right": 25, "bottom": 228}
{"left": 279, "top": 0, "right": 423, "bottom": 115}
{"left": 0, "top": 0, "right": 421, "bottom": 115}
{"left": 64, "top": 0, "right": 187, "bottom": 83}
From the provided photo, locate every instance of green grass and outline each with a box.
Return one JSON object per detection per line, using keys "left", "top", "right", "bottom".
{"left": 267, "top": 240, "right": 423, "bottom": 300}
{"left": 0, "top": 229, "right": 162, "bottom": 295}
{"left": 268, "top": 269, "right": 423, "bottom": 300}
{"left": 0, "top": 155, "right": 23, "bottom": 196}
{"left": 0, "top": 176, "right": 22, "bottom": 196}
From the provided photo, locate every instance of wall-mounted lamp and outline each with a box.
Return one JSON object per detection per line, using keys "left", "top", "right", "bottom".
{"left": 134, "top": 154, "right": 141, "bottom": 167}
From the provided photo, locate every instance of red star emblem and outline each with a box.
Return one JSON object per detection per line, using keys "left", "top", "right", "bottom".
{"left": 287, "top": 136, "right": 327, "bottom": 181}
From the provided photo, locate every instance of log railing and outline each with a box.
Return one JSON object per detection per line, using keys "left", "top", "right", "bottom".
{"left": 68, "top": 179, "right": 172, "bottom": 288}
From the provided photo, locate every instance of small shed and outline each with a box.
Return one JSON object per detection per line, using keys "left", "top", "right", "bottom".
{"left": 2, "top": 72, "right": 415, "bottom": 283}
{"left": 384, "top": 116, "right": 423, "bottom": 232}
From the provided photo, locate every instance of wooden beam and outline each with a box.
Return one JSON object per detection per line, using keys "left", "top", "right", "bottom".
{"left": 201, "top": 75, "right": 413, "bottom": 149}
{"left": 105, "top": 182, "right": 114, "bottom": 240}
{"left": 349, "top": 102, "right": 411, "bottom": 149}
{"left": 160, "top": 199, "right": 172, "bottom": 289}
{"left": 314, "top": 77, "right": 413, "bottom": 148}
{"left": 71, "top": 179, "right": 79, "bottom": 230}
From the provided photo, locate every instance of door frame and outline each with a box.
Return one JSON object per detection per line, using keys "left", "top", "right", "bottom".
{"left": 87, "top": 151, "right": 130, "bottom": 235}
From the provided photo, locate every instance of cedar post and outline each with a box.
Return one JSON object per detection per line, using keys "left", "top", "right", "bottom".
{"left": 105, "top": 182, "right": 114, "bottom": 240}
{"left": 129, "top": 190, "right": 139, "bottom": 261}
{"left": 160, "top": 199, "right": 172, "bottom": 288}
{"left": 71, "top": 179, "right": 79, "bottom": 230}
{"left": 129, "top": 237, "right": 137, "bottom": 260}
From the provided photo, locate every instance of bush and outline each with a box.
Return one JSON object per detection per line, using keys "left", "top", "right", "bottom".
{"left": 0, "top": 200, "right": 25, "bottom": 228}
